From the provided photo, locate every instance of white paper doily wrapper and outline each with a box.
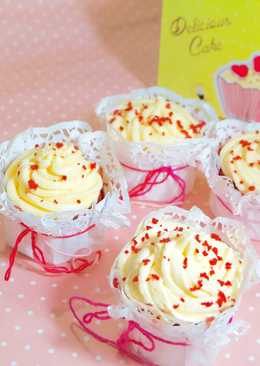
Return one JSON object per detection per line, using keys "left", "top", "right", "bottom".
{"left": 96, "top": 87, "right": 217, "bottom": 206}
{"left": 0, "top": 121, "right": 130, "bottom": 265}
{"left": 108, "top": 206, "right": 259, "bottom": 366}
{"left": 204, "top": 119, "right": 260, "bottom": 241}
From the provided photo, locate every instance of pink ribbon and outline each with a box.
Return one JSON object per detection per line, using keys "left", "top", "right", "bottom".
{"left": 122, "top": 163, "right": 188, "bottom": 205}
{"left": 4, "top": 223, "right": 101, "bottom": 281}
{"left": 69, "top": 296, "right": 189, "bottom": 366}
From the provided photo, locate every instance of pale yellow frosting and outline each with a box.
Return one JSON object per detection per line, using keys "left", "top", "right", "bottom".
{"left": 107, "top": 96, "right": 206, "bottom": 143}
{"left": 220, "top": 132, "right": 260, "bottom": 194}
{"left": 221, "top": 69, "right": 260, "bottom": 89}
{"left": 4, "top": 142, "right": 103, "bottom": 216}
{"left": 111, "top": 216, "right": 244, "bottom": 324}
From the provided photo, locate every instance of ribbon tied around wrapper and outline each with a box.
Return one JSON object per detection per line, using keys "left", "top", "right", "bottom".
{"left": 4, "top": 223, "right": 101, "bottom": 281}
{"left": 69, "top": 296, "right": 189, "bottom": 366}
{"left": 121, "top": 163, "right": 188, "bottom": 205}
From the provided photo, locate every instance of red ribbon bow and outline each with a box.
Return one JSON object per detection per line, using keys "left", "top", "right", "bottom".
{"left": 4, "top": 223, "right": 100, "bottom": 281}
{"left": 69, "top": 296, "right": 189, "bottom": 366}
{"left": 122, "top": 163, "right": 188, "bottom": 205}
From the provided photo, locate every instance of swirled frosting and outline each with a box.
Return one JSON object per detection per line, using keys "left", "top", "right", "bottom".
{"left": 4, "top": 142, "right": 103, "bottom": 216}
{"left": 111, "top": 216, "right": 244, "bottom": 323}
{"left": 220, "top": 132, "right": 260, "bottom": 194}
{"left": 107, "top": 96, "right": 206, "bottom": 143}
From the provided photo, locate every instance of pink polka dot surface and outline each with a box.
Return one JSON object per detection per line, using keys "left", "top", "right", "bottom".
{"left": 0, "top": 1, "right": 259, "bottom": 366}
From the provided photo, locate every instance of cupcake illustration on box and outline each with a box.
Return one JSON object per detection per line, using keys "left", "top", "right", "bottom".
{"left": 216, "top": 54, "right": 260, "bottom": 122}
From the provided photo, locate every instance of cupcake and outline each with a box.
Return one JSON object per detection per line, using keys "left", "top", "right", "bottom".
{"left": 96, "top": 87, "right": 217, "bottom": 206}
{"left": 4, "top": 142, "right": 104, "bottom": 216}
{"left": 204, "top": 119, "right": 260, "bottom": 241}
{"left": 0, "top": 121, "right": 129, "bottom": 280}
{"left": 70, "top": 206, "right": 258, "bottom": 366}
{"left": 216, "top": 54, "right": 260, "bottom": 121}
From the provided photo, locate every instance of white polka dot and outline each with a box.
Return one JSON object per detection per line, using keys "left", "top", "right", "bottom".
{"left": 256, "top": 292, "right": 260, "bottom": 298}
{"left": 40, "top": 296, "right": 46, "bottom": 301}
{"left": 73, "top": 285, "right": 79, "bottom": 290}
{"left": 0, "top": 291, "right": 3, "bottom": 296}
{"left": 72, "top": 352, "right": 78, "bottom": 358}
{"left": 10, "top": 361, "right": 17, "bottom": 366}
{"left": 225, "top": 353, "right": 231, "bottom": 359}
{"left": 60, "top": 332, "right": 66, "bottom": 338}
{"left": 132, "top": 214, "right": 137, "bottom": 220}
{"left": 249, "top": 306, "right": 255, "bottom": 311}
{"left": 27, "top": 310, "right": 34, "bottom": 316}
{"left": 61, "top": 299, "right": 68, "bottom": 304}
{"left": 14, "top": 325, "right": 21, "bottom": 331}
{"left": 5, "top": 307, "right": 12, "bottom": 313}
{"left": 37, "top": 329, "right": 44, "bottom": 335}
{"left": 0, "top": 261, "right": 6, "bottom": 267}
{"left": 1, "top": 341, "right": 7, "bottom": 347}
{"left": 30, "top": 280, "right": 37, "bottom": 286}
{"left": 48, "top": 348, "right": 55, "bottom": 354}
{"left": 17, "top": 293, "right": 24, "bottom": 299}
{"left": 96, "top": 355, "right": 102, "bottom": 362}
{"left": 114, "top": 236, "right": 119, "bottom": 240}
{"left": 24, "top": 344, "right": 31, "bottom": 351}
{"left": 51, "top": 283, "right": 58, "bottom": 288}
{"left": 248, "top": 355, "right": 255, "bottom": 362}
{"left": 9, "top": 277, "right": 14, "bottom": 283}
{"left": 256, "top": 338, "right": 260, "bottom": 344}
{"left": 104, "top": 248, "right": 110, "bottom": 253}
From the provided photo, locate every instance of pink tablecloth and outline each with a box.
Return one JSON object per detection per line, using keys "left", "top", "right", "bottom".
{"left": 0, "top": 1, "right": 259, "bottom": 366}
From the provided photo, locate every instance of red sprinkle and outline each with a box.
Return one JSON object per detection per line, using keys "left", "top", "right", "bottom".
{"left": 248, "top": 186, "right": 255, "bottom": 191}
{"left": 76, "top": 199, "right": 81, "bottom": 204}
{"left": 56, "top": 142, "right": 64, "bottom": 149}
{"left": 133, "top": 275, "right": 139, "bottom": 283}
{"left": 225, "top": 262, "right": 232, "bottom": 270}
{"left": 31, "top": 164, "right": 38, "bottom": 170}
{"left": 211, "top": 233, "right": 222, "bottom": 241}
{"left": 160, "top": 238, "right": 171, "bottom": 244}
{"left": 195, "top": 234, "right": 201, "bottom": 243}
{"left": 152, "top": 218, "right": 158, "bottom": 224}
{"left": 113, "top": 278, "right": 119, "bottom": 288}
{"left": 142, "top": 259, "right": 150, "bottom": 266}
{"left": 183, "top": 257, "right": 188, "bottom": 269}
{"left": 209, "top": 258, "right": 217, "bottom": 266}
{"left": 28, "top": 179, "right": 38, "bottom": 190}
{"left": 150, "top": 274, "right": 160, "bottom": 281}
{"left": 173, "top": 304, "right": 179, "bottom": 309}
{"left": 216, "top": 290, "right": 227, "bottom": 308}
{"left": 90, "top": 162, "right": 97, "bottom": 170}
{"left": 201, "top": 301, "right": 213, "bottom": 307}
{"left": 61, "top": 175, "right": 67, "bottom": 181}
{"left": 200, "top": 272, "right": 209, "bottom": 280}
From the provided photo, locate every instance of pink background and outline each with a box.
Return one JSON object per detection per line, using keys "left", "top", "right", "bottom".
{"left": 0, "top": 1, "right": 259, "bottom": 366}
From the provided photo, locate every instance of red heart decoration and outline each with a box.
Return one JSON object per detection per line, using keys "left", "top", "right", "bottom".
{"left": 231, "top": 64, "right": 249, "bottom": 78}
{"left": 253, "top": 56, "right": 260, "bottom": 72}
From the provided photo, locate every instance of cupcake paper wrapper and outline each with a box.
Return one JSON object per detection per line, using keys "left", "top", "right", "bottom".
{"left": 217, "top": 75, "right": 260, "bottom": 122}
{"left": 0, "top": 121, "right": 130, "bottom": 265}
{"left": 96, "top": 87, "right": 217, "bottom": 206}
{"left": 204, "top": 119, "right": 260, "bottom": 241}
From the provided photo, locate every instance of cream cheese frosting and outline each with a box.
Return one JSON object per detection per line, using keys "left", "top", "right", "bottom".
{"left": 111, "top": 216, "right": 244, "bottom": 324}
{"left": 220, "top": 132, "right": 260, "bottom": 194}
{"left": 107, "top": 96, "right": 206, "bottom": 143}
{"left": 221, "top": 68, "right": 260, "bottom": 89}
{"left": 4, "top": 142, "right": 103, "bottom": 216}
